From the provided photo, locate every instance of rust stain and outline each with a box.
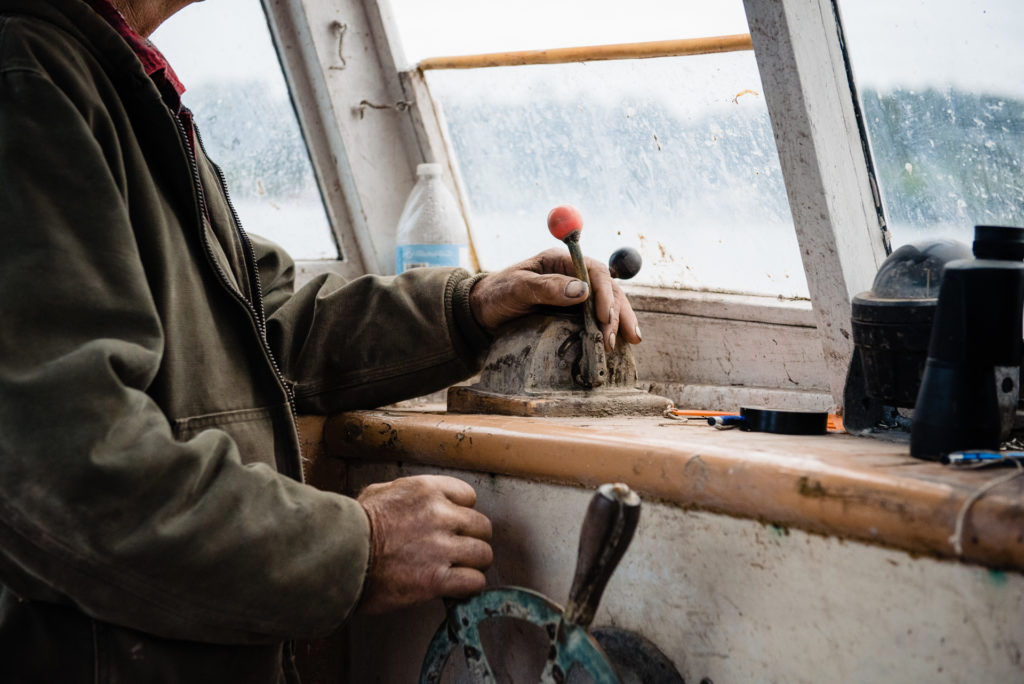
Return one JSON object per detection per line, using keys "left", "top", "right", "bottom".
{"left": 732, "top": 88, "right": 760, "bottom": 103}
{"left": 342, "top": 419, "right": 363, "bottom": 441}
{"left": 797, "top": 476, "right": 828, "bottom": 498}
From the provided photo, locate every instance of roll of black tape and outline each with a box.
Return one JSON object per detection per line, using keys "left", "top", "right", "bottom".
{"left": 739, "top": 407, "right": 828, "bottom": 435}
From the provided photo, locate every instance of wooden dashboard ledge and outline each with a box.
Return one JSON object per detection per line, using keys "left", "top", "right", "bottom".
{"left": 321, "top": 408, "right": 1024, "bottom": 572}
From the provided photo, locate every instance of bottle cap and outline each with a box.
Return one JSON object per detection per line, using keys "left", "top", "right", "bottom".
{"left": 416, "top": 163, "right": 443, "bottom": 177}
{"left": 973, "top": 225, "right": 1024, "bottom": 261}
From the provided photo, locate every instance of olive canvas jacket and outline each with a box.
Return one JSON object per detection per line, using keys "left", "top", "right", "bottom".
{"left": 0, "top": 0, "right": 488, "bottom": 680}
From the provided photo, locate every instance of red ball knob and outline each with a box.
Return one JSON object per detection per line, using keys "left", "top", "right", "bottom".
{"left": 547, "top": 204, "right": 583, "bottom": 242}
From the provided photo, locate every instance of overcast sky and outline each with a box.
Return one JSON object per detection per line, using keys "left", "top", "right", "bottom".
{"left": 386, "top": 0, "right": 1024, "bottom": 98}
{"left": 839, "top": 0, "right": 1024, "bottom": 98}
{"left": 153, "top": 0, "right": 1024, "bottom": 101}
{"left": 152, "top": 0, "right": 286, "bottom": 96}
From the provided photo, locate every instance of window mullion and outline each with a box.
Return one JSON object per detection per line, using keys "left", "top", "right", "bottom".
{"left": 263, "top": 0, "right": 435, "bottom": 275}
{"left": 743, "top": 0, "right": 888, "bottom": 410}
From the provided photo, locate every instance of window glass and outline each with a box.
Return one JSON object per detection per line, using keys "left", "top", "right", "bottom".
{"left": 391, "top": 2, "right": 806, "bottom": 297}
{"left": 151, "top": 0, "right": 337, "bottom": 259}
{"left": 388, "top": 0, "right": 750, "bottom": 68}
{"left": 430, "top": 55, "right": 804, "bottom": 295}
{"left": 839, "top": 0, "right": 1024, "bottom": 248}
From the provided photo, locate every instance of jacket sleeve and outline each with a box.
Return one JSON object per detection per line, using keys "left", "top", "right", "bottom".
{"left": 0, "top": 28, "right": 370, "bottom": 644}
{"left": 249, "top": 232, "right": 297, "bottom": 319}
{"left": 265, "top": 264, "right": 491, "bottom": 414}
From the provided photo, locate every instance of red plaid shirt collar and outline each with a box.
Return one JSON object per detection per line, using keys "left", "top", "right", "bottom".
{"left": 83, "top": 0, "right": 186, "bottom": 110}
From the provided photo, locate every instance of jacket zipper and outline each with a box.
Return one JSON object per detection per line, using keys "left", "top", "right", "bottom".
{"left": 175, "top": 112, "right": 307, "bottom": 483}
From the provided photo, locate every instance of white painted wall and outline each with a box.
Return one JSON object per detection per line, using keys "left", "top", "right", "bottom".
{"left": 344, "top": 464, "right": 1024, "bottom": 683}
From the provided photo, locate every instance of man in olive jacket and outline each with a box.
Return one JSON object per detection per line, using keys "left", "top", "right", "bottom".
{"left": 0, "top": 0, "right": 641, "bottom": 681}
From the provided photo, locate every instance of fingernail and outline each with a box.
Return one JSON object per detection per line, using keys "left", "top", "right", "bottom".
{"left": 609, "top": 306, "right": 616, "bottom": 321}
{"left": 564, "top": 280, "right": 587, "bottom": 298}
{"left": 635, "top": 324, "right": 642, "bottom": 340}
{"left": 608, "top": 331, "right": 616, "bottom": 349}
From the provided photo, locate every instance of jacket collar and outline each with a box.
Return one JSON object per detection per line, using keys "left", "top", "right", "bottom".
{"left": 0, "top": 0, "right": 165, "bottom": 100}
{"left": 80, "top": 0, "right": 186, "bottom": 110}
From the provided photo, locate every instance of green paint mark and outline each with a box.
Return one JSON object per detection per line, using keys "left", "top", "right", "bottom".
{"left": 988, "top": 570, "right": 1007, "bottom": 586}
{"left": 769, "top": 524, "right": 789, "bottom": 538}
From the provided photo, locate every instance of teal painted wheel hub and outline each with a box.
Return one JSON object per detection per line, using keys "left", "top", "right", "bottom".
{"left": 419, "top": 587, "right": 621, "bottom": 683}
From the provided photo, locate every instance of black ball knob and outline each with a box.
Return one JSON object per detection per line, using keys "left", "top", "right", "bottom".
{"left": 608, "top": 247, "right": 642, "bottom": 280}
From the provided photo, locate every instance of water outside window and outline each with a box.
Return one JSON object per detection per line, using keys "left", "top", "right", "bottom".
{"left": 151, "top": 0, "right": 337, "bottom": 260}
{"left": 389, "top": 0, "right": 807, "bottom": 298}
{"left": 426, "top": 57, "right": 802, "bottom": 295}
{"left": 839, "top": 0, "right": 1024, "bottom": 249}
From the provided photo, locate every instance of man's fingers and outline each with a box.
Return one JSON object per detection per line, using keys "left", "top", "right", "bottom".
{"left": 534, "top": 247, "right": 578, "bottom": 276}
{"left": 507, "top": 269, "right": 637, "bottom": 353}
{"left": 449, "top": 536, "right": 494, "bottom": 570}
{"left": 617, "top": 293, "right": 642, "bottom": 344}
{"left": 586, "top": 257, "right": 616, "bottom": 325}
{"left": 601, "top": 297, "right": 621, "bottom": 351}
{"left": 354, "top": 474, "right": 496, "bottom": 615}
{"left": 583, "top": 256, "right": 637, "bottom": 351}
{"left": 468, "top": 248, "right": 642, "bottom": 343}
{"left": 440, "top": 567, "right": 488, "bottom": 599}
{"left": 430, "top": 474, "right": 477, "bottom": 507}
{"left": 453, "top": 507, "right": 493, "bottom": 541}
{"left": 522, "top": 273, "right": 589, "bottom": 306}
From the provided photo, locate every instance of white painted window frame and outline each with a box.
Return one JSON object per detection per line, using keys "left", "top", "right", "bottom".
{"left": 742, "top": 0, "right": 889, "bottom": 406}
{"left": 261, "top": 0, "right": 889, "bottom": 413}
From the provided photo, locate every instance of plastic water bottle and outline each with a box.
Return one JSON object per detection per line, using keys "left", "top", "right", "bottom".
{"left": 395, "top": 163, "right": 469, "bottom": 273}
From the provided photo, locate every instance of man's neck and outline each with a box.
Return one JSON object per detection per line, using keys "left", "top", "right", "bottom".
{"left": 108, "top": 0, "right": 194, "bottom": 37}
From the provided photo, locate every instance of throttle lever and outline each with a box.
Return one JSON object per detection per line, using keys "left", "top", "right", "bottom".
{"left": 548, "top": 204, "right": 607, "bottom": 388}
{"left": 564, "top": 483, "right": 641, "bottom": 628}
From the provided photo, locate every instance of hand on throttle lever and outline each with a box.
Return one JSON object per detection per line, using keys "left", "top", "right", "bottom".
{"left": 468, "top": 205, "right": 642, "bottom": 352}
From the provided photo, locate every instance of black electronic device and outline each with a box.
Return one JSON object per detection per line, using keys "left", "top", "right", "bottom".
{"left": 851, "top": 239, "right": 971, "bottom": 408}
{"left": 910, "top": 226, "right": 1024, "bottom": 461}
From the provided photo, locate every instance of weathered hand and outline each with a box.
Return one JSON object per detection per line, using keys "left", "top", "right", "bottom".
{"left": 355, "top": 475, "right": 493, "bottom": 615}
{"left": 469, "top": 247, "right": 642, "bottom": 351}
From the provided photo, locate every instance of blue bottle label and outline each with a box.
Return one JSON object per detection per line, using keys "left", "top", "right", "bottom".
{"left": 396, "top": 244, "right": 466, "bottom": 272}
